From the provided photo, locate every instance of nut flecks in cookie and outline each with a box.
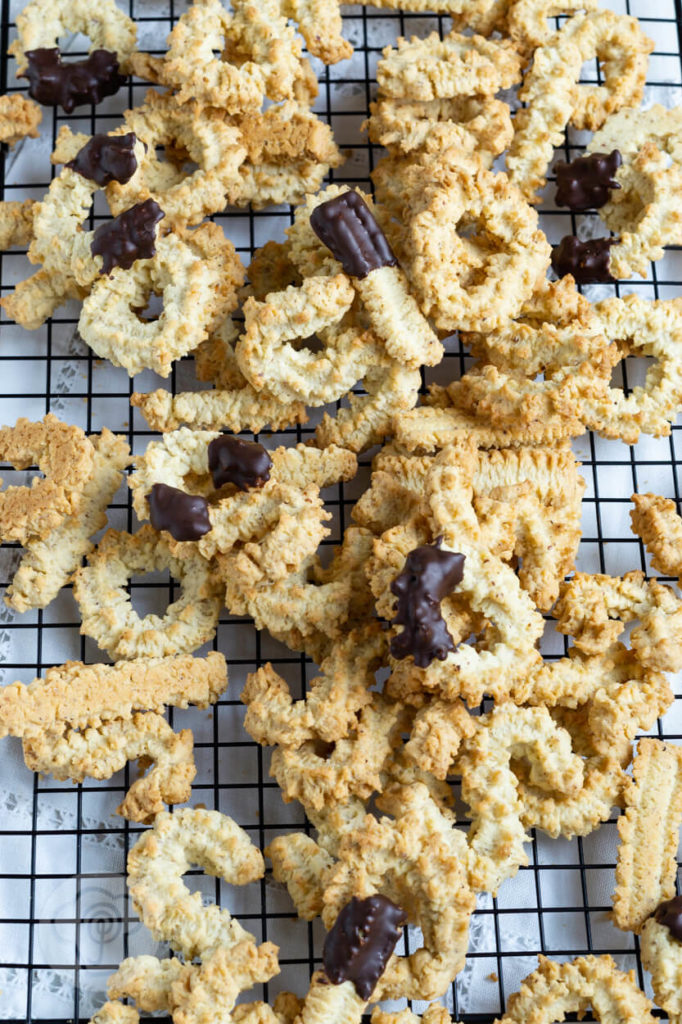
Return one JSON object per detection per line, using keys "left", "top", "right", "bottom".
{"left": 390, "top": 540, "right": 466, "bottom": 668}
{"left": 322, "top": 894, "right": 407, "bottom": 1000}
{"left": 21, "top": 48, "right": 126, "bottom": 114}
{"left": 91, "top": 198, "right": 164, "bottom": 275}
{"left": 551, "top": 236, "right": 616, "bottom": 284}
{"left": 310, "top": 190, "right": 398, "bottom": 279}
{"left": 555, "top": 151, "right": 622, "bottom": 211}
{"left": 654, "top": 894, "right": 682, "bottom": 942}
{"left": 66, "top": 132, "right": 138, "bottom": 187}
{"left": 148, "top": 483, "right": 211, "bottom": 542}
{"left": 208, "top": 435, "right": 273, "bottom": 491}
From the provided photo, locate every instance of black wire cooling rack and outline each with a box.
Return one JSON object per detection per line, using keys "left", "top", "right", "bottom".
{"left": 2, "top": 0, "right": 682, "bottom": 1019}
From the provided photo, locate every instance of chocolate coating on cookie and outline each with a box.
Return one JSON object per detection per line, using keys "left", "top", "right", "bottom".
{"left": 322, "top": 895, "right": 407, "bottom": 1000}
{"left": 20, "top": 48, "right": 125, "bottom": 114}
{"left": 208, "top": 436, "right": 272, "bottom": 491}
{"left": 551, "top": 235, "right": 616, "bottom": 284}
{"left": 555, "top": 150, "right": 622, "bottom": 211}
{"left": 148, "top": 483, "right": 211, "bottom": 542}
{"left": 390, "top": 539, "right": 465, "bottom": 668}
{"left": 67, "top": 132, "right": 138, "bottom": 186}
{"left": 91, "top": 198, "right": 164, "bottom": 276}
{"left": 309, "top": 191, "right": 398, "bottom": 279}
{"left": 653, "top": 894, "right": 682, "bottom": 942}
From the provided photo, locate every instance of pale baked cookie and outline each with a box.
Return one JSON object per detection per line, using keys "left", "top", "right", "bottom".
{"left": 283, "top": 185, "right": 443, "bottom": 368}
{"left": 0, "top": 414, "right": 94, "bottom": 544}
{"left": 127, "top": 807, "right": 272, "bottom": 958}
{"left": 631, "top": 491, "right": 682, "bottom": 578}
{"left": 155, "top": 0, "right": 309, "bottom": 111}
{"left": 131, "top": 317, "right": 307, "bottom": 433}
{"left": 319, "top": 782, "right": 475, "bottom": 1001}
{"left": 369, "top": 441, "right": 545, "bottom": 707}
{"left": 28, "top": 131, "right": 148, "bottom": 286}
{"left": 9, "top": 0, "right": 138, "bottom": 75}
{"left": 506, "top": 0, "right": 600, "bottom": 54}
{"left": 6, "top": 429, "right": 130, "bottom": 613}
{"left": 456, "top": 704, "right": 585, "bottom": 892}
{"left": 511, "top": 643, "right": 673, "bottom": 765}
{"left": 375, "top": 31, "right": 522, "bottom": 101}
{"left": 224, "top": 527, "right": 375, "bottom": 659}
{"left": 587, "top": 106, "right": 682, "bottom": 277}
{"left": 0, "top": 199, "right": 35, "bottom": 251}
{"left": 492, "top": 954, "right": 656, "bottom": 1022}
{"left": 22, "top": 712, "right": 196, "bottom": 823}
{"left": 462, "top": 276, "right": 607, "bottom": 377}
{"left": 0, "top": 93, "right": 41, "bottom": 146}
{"left": 226, "top": 101, "right": 344, "bottom": 210}
{"left": 72, "top": 525, "right": 223, "bottom": 660}
{"left": 367, "top": 96, "right": 513, "bottom": 166}
{"left": 396, "top": 149, "right": 551, "bottom": 333}
{"left": 640, "top": 911, "right": 682, "bottom": 1024}
{"left": 613, "top": 738, "right": 682, "bottom": 933}
{"left": 0, "top": 652, "right": 227, "bottom": 737}
{"left": 507, "top": 11, "right": 653, "bottom": 202}
{"left": 554, "top": 570, "right": 682, "bottom": 671}
{"left": 52, "top": 95, "right": 247, "bottom": 229}
{"left": 0, "top": 267, "right": 87, "bottom": 330}
{"left": 129, "top": 430, "right": 355, "bottom": 585}
{"left": 78, "top": 221, "right": 244, "bottom": 378}
{"left": 104, "top": 944, "right": 280, "bottom": 1024}
{"left": 361, "top": 441, "right": 586, "bottom": 612}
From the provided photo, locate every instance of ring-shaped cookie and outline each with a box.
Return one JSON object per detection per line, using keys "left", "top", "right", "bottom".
{"left": 9, "top": 0, "right": 138, "bottom": 74}
{"left": 455, "top": 705, "right": 584, "bottom": 893}
{"left": 506, "top": 10, "right": 653, "bottom": 201}
{"left": 0, "top": 414, "right": 94, "bottom": 544}
{"left": 159, "top": 0, "right": 304, "bottom": 112}
{"left": 77, "top": 228, "right": 238, "bottom": 378}
{"left": 223, "top": 526, "right": 375, "bottom": 658}
{"left": 494, "top": 954, "right": 657, "bottom": 1023}
{"left": 72, "top": 524, "right": 222, "bottom": 660}
{"left": 578, "top": 293, "right": 682, "bottom": 443}
{"left": 587, "top": 106, "right": 682, "bottom": 277}
{"left": 106, "top": 91, "right": 246, "bottom": 227}
{"left": 370, "top": 444, "right": 545, "bottom": 707}
{"left": 403, "top": 151, "right": 551, "bottom": 332}
{"left": 238, "top": 275, "right": 377, "bottom": 404}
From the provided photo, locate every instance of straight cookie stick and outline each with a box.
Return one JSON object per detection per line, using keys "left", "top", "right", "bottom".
{"left": 0, "top": 651, "right": 227, "bottom": 737}
{"left": 612, "top": 737, "right": 682, "bottom": 933}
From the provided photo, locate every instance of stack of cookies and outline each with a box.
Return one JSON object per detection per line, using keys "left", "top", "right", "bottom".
{"left": 1, "top": 0, "right": 682, "bottom": 1019}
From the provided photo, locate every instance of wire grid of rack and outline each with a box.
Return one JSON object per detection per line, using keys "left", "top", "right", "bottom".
{"left": 1, "top": 0, "right": 682, "bottom": 1019}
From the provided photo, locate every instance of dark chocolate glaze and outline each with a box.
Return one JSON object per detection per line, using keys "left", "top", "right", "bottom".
{"left": 390, "top": 539, "right": 465, "bottom": 668}
{"left": 309, "top": 190, "right": 398, "bottom": 279}
{"left": 208, "top": 435, "right": 272, "bottom": 491}
{"left": 654, "top": 894, "right": 682, "bottom": 942}
{"left": 555, "top": 150, "right": 622, "bottom": 211}
{"left": 551, "top": 235, "right": 616, "bottom": 284}
{"left": 91, "top": 198, "right": 164, "bottom": 276}
{"left": 20, "top": 48, "right": 125, "bottom": 114}
{"left": 148, "top": 483, "right": 211, "bottom": 542}
{"left": 67, "top": 132, "right": 138, "bottom": 186}
{"left": 322, "top": 895, "right": 407, "bottom": 1000}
